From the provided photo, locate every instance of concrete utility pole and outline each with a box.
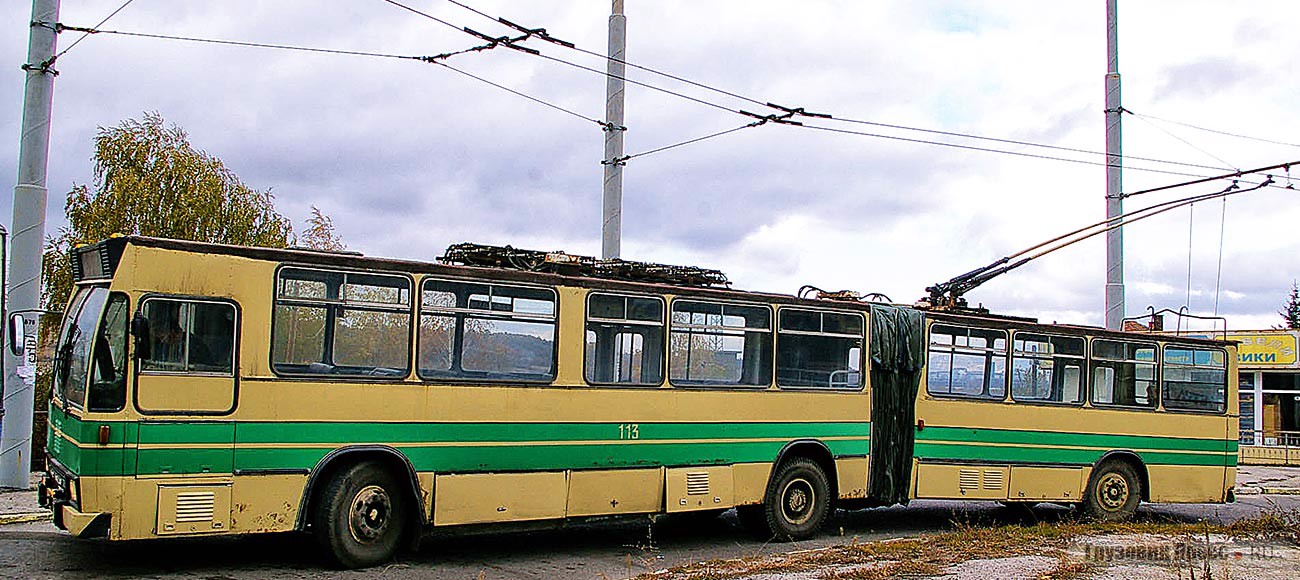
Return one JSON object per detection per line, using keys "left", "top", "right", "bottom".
{"left": 1, "top": 0, "right": 59, "bottom": 489}
{"left": 601, "top": 0, "right": 627, "bottom": 260}
{"left": 1104, "top": 0, "right": 1125, "bottom": 330}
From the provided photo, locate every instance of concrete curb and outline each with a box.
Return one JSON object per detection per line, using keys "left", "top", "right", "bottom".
{"left": 0, "top": 511, "right": 52, "bottom": 526}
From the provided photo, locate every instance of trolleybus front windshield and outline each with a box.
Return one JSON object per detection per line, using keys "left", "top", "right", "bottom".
{"left": 53, "top": 286, "right": 109, "bottom": 410}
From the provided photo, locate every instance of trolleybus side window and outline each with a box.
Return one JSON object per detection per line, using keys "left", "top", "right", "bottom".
{"left": 1162, "top": 347, "right": 1227, "bottom": 413}
{"left": 1090, "top": 339, "right": 1157, "bottom": 409}
{"left": 585, "top": 293, "right": 664, "bottom": 386}
{"left": 87, "top": 293, "right": 130, "bottom": 412}
{"left": 1010, "top": 333, "right": 1084, "bottom": 404}
{"left": 776, "top": 308, "right": 863, "bottom": 389}
{"left": 272, "top": 267, "right": 411, "bottom": 377}
{"left": 669, "top": 300, "right": 772, "bottom": 387}
{"left": 926, "top": 324, "right": 1007, "bottom": 400}
{"left": 141, "top": 298, "right": 237, "bottom": 375}
{"left": 418, "top": 279, "right": 557, "bottom": 382}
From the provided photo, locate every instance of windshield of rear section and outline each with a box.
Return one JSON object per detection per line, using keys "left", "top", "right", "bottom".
{"left": 54, "top": 286, "right": 109, "bottom": 410}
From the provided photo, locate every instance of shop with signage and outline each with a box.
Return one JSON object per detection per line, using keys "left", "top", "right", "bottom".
{"left": 1229, "top": 330, "right": 1300, "bottom": 465}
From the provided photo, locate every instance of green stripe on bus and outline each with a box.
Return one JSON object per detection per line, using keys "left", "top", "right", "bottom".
{"left": 916, "top": 426, "right": 1236, "bottom": 453}
{"left": 913, "top": 442, "right": 1231, "bottom": 467}
{"left": 232, "top": 420, "right": 871, "bottom": 444}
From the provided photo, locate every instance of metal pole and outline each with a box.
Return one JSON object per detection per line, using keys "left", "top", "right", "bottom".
{"left": 601, "top": 0, "right": 627, "bottom": 260}
{"left": 1104, "top": 0, "right": 1125, "bottom": 330}
{"left": 1, "top": 0, "right": 59, "bottom": 489}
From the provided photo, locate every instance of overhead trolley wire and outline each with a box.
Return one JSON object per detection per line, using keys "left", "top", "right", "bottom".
{"left": 428, "top": 0, "right": 1259, "bottom": 176}
{"left": 53, "top": 26, "right": 438, "bottom": 62}
{"left": 53, "top": 25, "right": 608, "bottom": 129}
{"left": 787, "top": 122, "right": 1213, "bottom": 180}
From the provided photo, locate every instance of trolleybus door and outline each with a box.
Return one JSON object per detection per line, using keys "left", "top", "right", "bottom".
{"left": 865, "top": 305, "right": 925, "bottom": 505}
{"left": 132, "top": 297, "right": 239, "bottom": 476}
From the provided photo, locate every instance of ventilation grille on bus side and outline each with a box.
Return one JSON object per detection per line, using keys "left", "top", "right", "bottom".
{"left": 174, "top": 491, "right": 217, "bottom": 523}
{"left": 959, "top": 469, "right": 980, "bottom": 490}
{"left": 685, "top": 472, "right": 710, "bottom": 495}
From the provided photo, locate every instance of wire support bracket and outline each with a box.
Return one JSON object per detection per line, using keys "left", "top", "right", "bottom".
{"left": 765, "top": 101, "right": 832, "bottom": 119}
{"left": 460, "top": 27, "right": 539, "bottom": 55}
{"left": 739, "top": 109, "right": 803, "bottom": 126}
{"left": 495, "top": 17, "right": 575, "bottom": 49}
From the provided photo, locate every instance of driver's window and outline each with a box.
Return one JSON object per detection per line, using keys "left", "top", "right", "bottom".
{"left": 88, "top": 293, "right": 129, "bottom": 412}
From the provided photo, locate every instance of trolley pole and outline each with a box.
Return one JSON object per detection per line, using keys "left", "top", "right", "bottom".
{"left": 601, "top": 0, "right": 627, "bottom": 260}
{"left": 1, "top": 0, "right": 59, "bottom": 489}
{"left": 1104, "top": 0, "right": 1125, "bottom": 330}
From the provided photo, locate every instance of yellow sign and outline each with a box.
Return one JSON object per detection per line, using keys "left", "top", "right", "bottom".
{"left": 1228, "top": 332, "right": 1298, "bottom": 366}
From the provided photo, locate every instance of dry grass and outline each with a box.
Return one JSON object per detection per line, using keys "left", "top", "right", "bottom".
{"left": 1040, "top": 557, "right": 1095, "bottom": 580}
{"left": 635, "top": 508, "right": 1300, "bottom": 580}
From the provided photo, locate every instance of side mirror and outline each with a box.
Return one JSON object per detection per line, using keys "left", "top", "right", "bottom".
{"left": 7, "top": 313, "right": 25, "bottom": 357}
{"left": 130, "top": 313, "right": 151, "bottom": 360}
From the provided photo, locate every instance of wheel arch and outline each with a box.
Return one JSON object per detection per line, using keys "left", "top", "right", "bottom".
{"left": 1093, "top": 450, "right": 1150, "bottom": 502}
{"left": 772, "top": 439, "right": 839, "bottom": 500}
{"left": 295, "top": 445, "right": 426, "bottom": 531}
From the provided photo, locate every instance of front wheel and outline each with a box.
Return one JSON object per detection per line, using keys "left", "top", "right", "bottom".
{"left": 1082, "top": 461, "right": 1141, "bottom": 522}
{"left": 313, "top": 461, "right": 409, "bottom": 568}
{"left": 753, "top": 458, "right": 832, "bottom": 541}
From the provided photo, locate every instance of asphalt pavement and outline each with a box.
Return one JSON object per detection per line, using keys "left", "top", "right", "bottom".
{"left": 2, "top": 467, "right": 1298, "bottom": 578}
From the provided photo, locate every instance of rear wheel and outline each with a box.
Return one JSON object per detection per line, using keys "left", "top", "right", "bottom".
{"left": 313, "top": 461, "right": 409, "bottom": 568}
{"left": 752, "top": 458, "right": 832, "bottom": 541}
{"left": 1082, "top": 461, "right": 1141, "bottom": 522}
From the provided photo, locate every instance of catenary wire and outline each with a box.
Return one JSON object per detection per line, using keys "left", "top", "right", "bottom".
{"left": 428, "top": 61, "right": 606, "bottom": 126}
{"left": 431, "top": 0, "right": 1254, "bottom": 176}
{"left": 618, "top": 123, "right": 759, "bottom": 163}
{"left": 57, "top": 26, "right": 606, "bottom": 127}
{"left": 788, "top": 122, "right": 1211, "bottom": 180}
{"left": 56, "top": 27, "right": 437, "bottom": 62}
{"left": 61, "top": 11, "right": 1296, "bottom": 188}
{"left": 1128, "top": 112, "right": 1237, "bottom": 170}
{"left": 1127, "top": 109, "right": 1300, "bottom": 150}
{"left": 49, "top": 0, "right": 137, "bottom": 64}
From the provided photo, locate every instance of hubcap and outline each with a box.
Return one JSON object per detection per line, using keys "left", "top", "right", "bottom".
{"left": 780, "top": 477, "right": 816, "bottom": 526}
{"left": 1097, "top": 473, "right": 1130, "bottom": 511}
{"left": 348, "top": 485, "right": 392, "bottom": 544}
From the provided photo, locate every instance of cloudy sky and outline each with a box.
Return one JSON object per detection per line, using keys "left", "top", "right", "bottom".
{"left": 3, "top": 1, "right": 1299, "bottom": 330}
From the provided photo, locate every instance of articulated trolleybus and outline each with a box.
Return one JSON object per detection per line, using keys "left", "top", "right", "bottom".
{"left": 35, "top": 237, "right": 1237, "bottom": 567}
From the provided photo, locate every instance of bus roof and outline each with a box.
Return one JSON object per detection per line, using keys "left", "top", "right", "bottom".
{"left": 86, "top": 235, "right": 1231, "bottom": 348}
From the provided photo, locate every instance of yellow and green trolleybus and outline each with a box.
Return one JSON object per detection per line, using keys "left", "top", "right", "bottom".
{"left": 34, "top": 236, "right": 1237, "bottom": 567}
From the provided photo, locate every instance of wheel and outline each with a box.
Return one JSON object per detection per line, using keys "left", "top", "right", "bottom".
{"left": 313, "top": 461, "right": 409, "bottom": 568}
{"left": 1082, "top": 461, "right": 1141, "bottom": 522}
{"left": 753, "top": 457, "right": 832, "bottom": 541}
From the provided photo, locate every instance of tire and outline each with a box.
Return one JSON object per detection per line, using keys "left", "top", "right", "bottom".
{"left": 313, "top": 461, "right": 410, "bottom": 568}
{"left": 753, "top": 457, "right": 832, "bottom": 541}
{"left": 1082, "top": 460, "right": 1141, "bottom": 522}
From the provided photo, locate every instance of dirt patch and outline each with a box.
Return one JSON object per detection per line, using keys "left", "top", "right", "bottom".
{"left": 634, "top": 509, "right": 1300, "bottom": 580}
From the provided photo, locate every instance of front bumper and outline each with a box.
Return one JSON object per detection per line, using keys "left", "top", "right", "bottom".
{"left": 40, "top": 462, "right": 109, "bottom": 538}
{"left": 54, "top": 503, "right": 111, "bottom": 539}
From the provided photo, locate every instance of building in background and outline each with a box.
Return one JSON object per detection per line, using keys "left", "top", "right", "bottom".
{"left": 1222, "top": 329, "right": 1300, "bottom": 465}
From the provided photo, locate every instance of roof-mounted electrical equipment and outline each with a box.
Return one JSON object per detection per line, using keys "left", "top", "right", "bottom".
{"left": 439, "top": 243, "right": 730, "bottom": 288}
